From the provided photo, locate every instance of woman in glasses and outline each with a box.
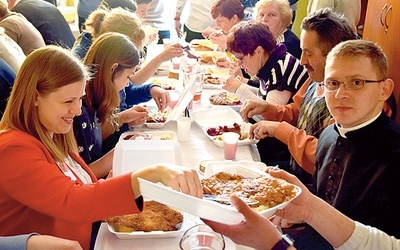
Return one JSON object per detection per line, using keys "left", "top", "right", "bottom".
{"left": 223, "top": 20, "right": 308, "bottom": 107}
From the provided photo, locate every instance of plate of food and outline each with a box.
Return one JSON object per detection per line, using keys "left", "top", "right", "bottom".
{"left": 145, "top": 109, "right": 170, "bottom": 129}
{"left": 144, "top": 81, "right": 197, "bottom": 129}
{"left": 209, "top": 92, "right": 242, "bottom": 108}
{"left": 119, "top": 131, "right": 177, "bottom": 141}
{"left": 189, "top": 39, "right": 219, "bottom": 52}
{"left": 105, "top": 200, "right": 186, "bottom": 239}
{"left": 202, "top": 67, "right": 230, "bottom": 87}
{"left": 201, "top": 165, "right": 302, "bottom": 219}
{"left": 150, "top": 78, "right": 179, "bottom": 90}
{"left": 197, "top": 51, "right": 225, "bottom": 64}
{"left": 203, "top": 122, "right": 258, "bottom": 147}
{"left": 138, "top": 166, "right": 301, "bottom": 224}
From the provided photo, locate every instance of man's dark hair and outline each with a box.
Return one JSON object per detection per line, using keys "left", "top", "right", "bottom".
{"left": 301, "top": 8, "right": 357, "bottom": 56}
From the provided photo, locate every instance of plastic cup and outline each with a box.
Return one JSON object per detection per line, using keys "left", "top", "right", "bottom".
{"left": 222, "top": 132, "right": 239, "bottom": 160}
{"left": 179, "top": 224, "right": 225, "bottom": 250}
{"left": 168, "top": 90, "right": 180, "bottom": 109}
{"left": 186, "top": 58, "right": 197, "bottom": 72}
{"left": 177, "top": 117, "right": 192, "bottom": 142}
{"left": 193, "top": 69, "right": 204, "bottom": 103}
{"left": 172, "top": 57, "right": 181, "bottom": 70}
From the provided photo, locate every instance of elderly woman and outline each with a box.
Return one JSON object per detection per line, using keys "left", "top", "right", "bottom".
{"left": 255, "top": 0, "right": 301, "bottom": 59}
{"left": 0, "top": 45, "right": 202, "bottom": 250}
{"left": 223, "top": 20, "right": 308, "bottom": 106}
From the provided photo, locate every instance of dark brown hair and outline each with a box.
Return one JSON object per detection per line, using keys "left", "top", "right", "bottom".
{"left": 301, "top": 8, "right": 357, "bottom": 56}
{"left": 227, "top": 20, "right": 277, "bottom": 56}
{"left": 211, "top": 0, "right": 245, "bottom": 20}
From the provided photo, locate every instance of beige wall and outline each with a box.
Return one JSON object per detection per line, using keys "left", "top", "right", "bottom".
{"left": 292, "top": 0, "right": 308, "bottom": 37}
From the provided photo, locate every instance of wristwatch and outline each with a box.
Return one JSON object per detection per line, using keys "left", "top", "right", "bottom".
{"left": 271, "top": 234, "right": 295, "bottom": 250}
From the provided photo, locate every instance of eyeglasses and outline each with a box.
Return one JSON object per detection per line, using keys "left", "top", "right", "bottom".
{"left": 233, "top": 54, "right": 248, "bottom": 64}
{"left": 321, "top": 79, "right": 385, "bottom": 92}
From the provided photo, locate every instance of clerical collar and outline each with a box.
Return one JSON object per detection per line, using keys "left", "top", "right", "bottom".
{"left": 336, "top": 112, "right": 381, "bottom": 138}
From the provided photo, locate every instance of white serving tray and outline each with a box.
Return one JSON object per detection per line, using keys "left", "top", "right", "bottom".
{"left": 112, "top": 140, "right": 182, "bottom": 176}
{"left": 138, "top": 178, "right": 244, "bottom": 225}
{"left": 204, "top": 160, "right": 267, "bottom": 178}
{"left": 107, "top": 211, "right": 187, "bottom": 239}
{"left": 138, "top": 165, "right": 301, "bottom": 224}
{"left": 119, "top": 131, "right": 177, "bottom": 141}
{"left": 190, "top": 107, "right": 243, "bottom": 128}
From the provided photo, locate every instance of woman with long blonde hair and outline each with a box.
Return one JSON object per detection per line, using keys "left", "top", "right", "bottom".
{"left": 0, "top": 45, "right": 202, "bottom": 250}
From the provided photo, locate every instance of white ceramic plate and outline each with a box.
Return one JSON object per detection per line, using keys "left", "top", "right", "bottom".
{"left": 191, "top": 107, "right": 243, "bottom": 128}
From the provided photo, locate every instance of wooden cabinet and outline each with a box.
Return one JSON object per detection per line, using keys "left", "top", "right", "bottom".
{"left": 363, "top": 0, "right": 400, "bottom": 123}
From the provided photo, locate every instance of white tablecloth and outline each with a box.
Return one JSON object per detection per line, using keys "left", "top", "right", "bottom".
{"left": 94, "top": 61, "right": 260, "bottom": 250}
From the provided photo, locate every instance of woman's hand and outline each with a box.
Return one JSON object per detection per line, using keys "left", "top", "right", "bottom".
{"left": 215, "top": 57, "right": 230, "bottom": 68}
{"left": 158, "top": 43, "right": 184, "bottom": 62}
{"left": 131, "top": 163, "right": 203, "bottom": 198}
{"left": 208, "top": 32, "right": 227, "bottom": 51}
{"left": 222, "top": 76, "right": 242, "bottom": 93}
{"left": 150, "top": 87, "right": 170, "bottom": 111}
{"left": 120, "top": 105, "right": 148, "bottom": 127}
{"left": 156, "top": 164, "right": 203, "bottom": 198}
{"left": 228, "top": 63, "right": 242, "bottom": 77}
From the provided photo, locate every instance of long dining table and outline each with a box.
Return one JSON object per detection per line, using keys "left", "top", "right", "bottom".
{"left": 94, "top": 47, "right": 261, "bottom": 249}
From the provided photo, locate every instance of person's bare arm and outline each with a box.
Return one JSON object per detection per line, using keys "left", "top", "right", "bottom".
{"left": 129, "top": 44, "right": 183, "bottom": 85}
{"left": 88, "top": 149, "right": 114, "bottom": 179}
{"left": 27, "top": 235, "right": 83, "bottom": 250}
